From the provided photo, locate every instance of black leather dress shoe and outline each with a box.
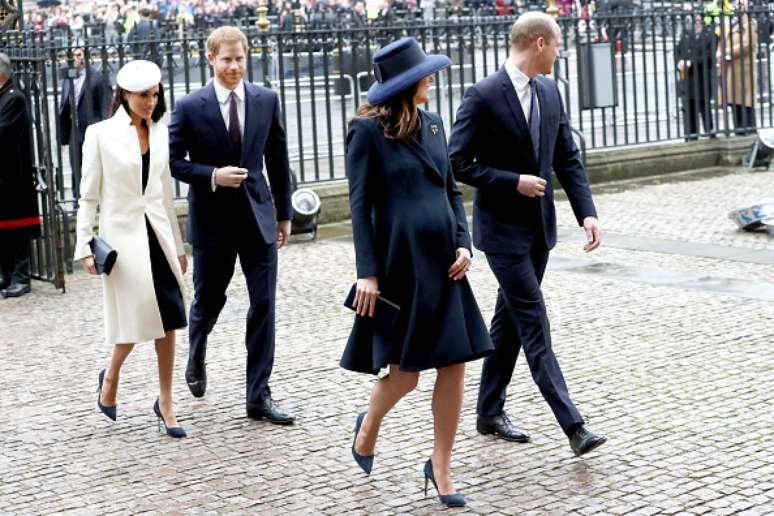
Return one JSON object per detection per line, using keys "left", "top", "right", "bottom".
{"left": 476, "top": 413, "right": 531, "bottom": 443}
{"left": 569, "top": 425, "right": 607, "bottom": 457}
{"left": 185, "top": 359, "right": 207, "bottom": 398}
{"left": 1, "top": 283, "right": 31, "bottom": 298}
{"left": 246, "top": 398, "right": 295, "bottom": 425}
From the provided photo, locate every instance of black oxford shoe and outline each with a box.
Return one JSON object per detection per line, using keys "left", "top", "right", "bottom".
{"left": 569, "top": 425, "right": 607, "bottom": 457}
{"left": 185, "top": 359, "right": 207, "bottom": 398}
{"left": 476, "top": 413, "right": 531, "bottom": 443}
{"left": 1, "top": 283, "right": 31, "bottom": 298}
{"left": 246, "top": 398, "right": 295, "bottom": 425}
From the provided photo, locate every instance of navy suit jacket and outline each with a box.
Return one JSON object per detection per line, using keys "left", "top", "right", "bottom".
{"left": 169, "top": 81, "right": 292, "bottom": 247}
{"left": 448, "top": 67, "right": 596, "bottom": 254}
{"left": 58, "top": 66, "right": 109, "bottom": 146}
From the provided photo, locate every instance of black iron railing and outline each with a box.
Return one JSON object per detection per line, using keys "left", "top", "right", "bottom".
{"left": 2, "top": 9, "right": 773, "bottom": 201}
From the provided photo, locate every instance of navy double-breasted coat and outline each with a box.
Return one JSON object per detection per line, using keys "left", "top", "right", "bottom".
{"left": 340, "top": 110, "right": 493, "bottom": 375}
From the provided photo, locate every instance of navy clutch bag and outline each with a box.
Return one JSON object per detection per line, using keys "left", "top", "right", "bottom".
{"left": 344, "top": 283, "right": 400, "bottom": 329}
{"left": 89, "top": 236, "right": 118, "bottom": 275}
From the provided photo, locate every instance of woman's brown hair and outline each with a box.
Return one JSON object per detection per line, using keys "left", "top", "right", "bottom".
{"left": 350, "top": 82, "right": 421, "bottom": 140}
{"left": 109, "top": 83, "right": 167, "bottom": 122}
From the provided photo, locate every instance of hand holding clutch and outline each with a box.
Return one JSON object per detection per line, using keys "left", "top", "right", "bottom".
{"left": 344, "top": 282, "right": 400, "bottom": 329}
{"left": 89, "top": 236, "right": 118, "bottom": 275}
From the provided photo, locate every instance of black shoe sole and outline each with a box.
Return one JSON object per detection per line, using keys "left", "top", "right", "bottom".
{"left": 186, "top": 381, "right": 206, "bottom": 398}
{"left": 574, "top": 436, "right": 607, "bottom": 457}
{"left": 246, "top": 413, "right": 295, "bottom": 425}
{"left": 476, "top": 425, "right": 531, "bottom": 443}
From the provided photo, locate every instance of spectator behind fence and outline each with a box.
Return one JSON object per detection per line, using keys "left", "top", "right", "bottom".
{"left": 676, "top": 15, "right": 717, "bottom": 139}
{"left": 129, "top": 8, "right": 162, "bottom": 63}
{"left": 75, "top": 60, "right": 189, "bottom": 437}
{"left": 719, "top": 0, "right": 758, "bottom": 135}
{"left": 58, "top": 46, "right": 110, "bottom": 203}
{"left": 342, "top": 38, "right": 493, "bottom": 508}
{"left": 0, "top": 53, "right": 40, "bottom": 299}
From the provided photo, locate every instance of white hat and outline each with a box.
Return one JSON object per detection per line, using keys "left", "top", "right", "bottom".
{"left": 116, "top": 60, "right": 161, "bottom": 92}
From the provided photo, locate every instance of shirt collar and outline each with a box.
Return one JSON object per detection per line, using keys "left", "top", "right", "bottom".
{"left": 505, "top": 58, "right": 530, "bottom": 91}
{"left": 213, "top": 78, "right": 245, "bottom": 104}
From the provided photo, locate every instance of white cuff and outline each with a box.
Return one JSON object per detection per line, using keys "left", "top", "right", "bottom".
{"left": 211, "top": 168, "right": 218, "bottom": 192}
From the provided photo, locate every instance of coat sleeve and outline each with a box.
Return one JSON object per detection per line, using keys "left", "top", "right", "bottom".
{"left": 168, "top": 97, "right": 217, "bottom": 187}
{"left": 346, "top": 119, "right": 379, "bottom": 279}
{"left": 264, "top": 91, "right": 293, "bottom": 221}
{"left": 438, "top": 115, "right": 472, "bottom": 252}
{"left": 551, "top": 82, "right": 597, "bottom": 226}
{"left": 74, "top": 125, "right": 102, "bottom": 261}
{"left": 448, "top": 86, "right": 520, "bottom": 191}
{"left": 161, "top": 130, "right": 185, "bottom": 256}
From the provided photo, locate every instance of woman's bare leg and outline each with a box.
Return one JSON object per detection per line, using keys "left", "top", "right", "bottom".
{"left": 431, "top": 363, "right": 465, "bottom": 495}
{"left": 100, "top": 343, "right": 134, "bottom": 406}
{"left": 355, "top": 363, "right": 419, "bottom": 456}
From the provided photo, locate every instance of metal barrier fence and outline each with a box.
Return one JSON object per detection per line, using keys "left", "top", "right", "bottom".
{"left": 2, "top": 9, "right": 773, "bottom": 200}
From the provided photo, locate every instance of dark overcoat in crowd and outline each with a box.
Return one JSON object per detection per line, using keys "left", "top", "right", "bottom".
{"left": 340, "top": 111, "right": 493, "bottom": 375}
{"left": 675, "top": 26, "right": 716, "bottom": 101}
{"left": 0, "top": 81, "right": 40, "bottom": 238}
{"left": 58, "top": 65, "right": 110, "bottom": 147}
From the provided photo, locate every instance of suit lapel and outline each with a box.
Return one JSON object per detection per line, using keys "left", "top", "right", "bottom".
{"left": 534, "top": 77, "right": 548, "bottom": 171}
{"left": 200, "top": 83, "right": 233, "bottom": 156}
{"left": 401, "top": 112, "right": 444, "bottom": 184}
{"left": 241, "top": 82, "right": 261, "bottom": 167}
{"left": 499, "top": 67, "right": 538, "bottom": 169}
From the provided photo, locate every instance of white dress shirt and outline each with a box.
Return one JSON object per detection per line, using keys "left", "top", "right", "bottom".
{"left": 211, "top": 78, "right": 246, "bottom": 190}
{"left": 213, "top": 78, "right": 245, "bottom": 137}
{"left": 504, "top": 58, "right": 540, "bottom": 122}
{"left": 74, "top": 70, "right": 86, "bottom": 105}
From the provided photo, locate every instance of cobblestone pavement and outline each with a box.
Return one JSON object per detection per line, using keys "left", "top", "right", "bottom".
{"left": 2, "top": 168, "right": 773, "bottom": 515}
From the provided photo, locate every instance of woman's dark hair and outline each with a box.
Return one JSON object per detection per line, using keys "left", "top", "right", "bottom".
{"left": 350, "top": 82, "right": 421, "bottom": 141}
{"left": 110, "top": 82, "right": 166, "bottom": 122}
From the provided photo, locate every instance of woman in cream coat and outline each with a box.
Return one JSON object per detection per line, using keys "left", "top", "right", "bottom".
{"left": 75, "top": 61, "right": 188, "bottom": 438}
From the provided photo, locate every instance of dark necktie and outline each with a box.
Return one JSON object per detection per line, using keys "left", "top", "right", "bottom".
{"left": 528, "top": 79, "right": 540, "bottom": 162}
{"left": 228, "top": 91, "right": 241, "bottom": 162}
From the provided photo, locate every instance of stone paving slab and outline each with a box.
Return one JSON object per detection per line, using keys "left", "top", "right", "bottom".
{"left": 1, "top": 169, "right": 773, "bottom": 514}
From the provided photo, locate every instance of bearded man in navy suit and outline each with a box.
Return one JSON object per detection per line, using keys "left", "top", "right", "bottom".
{"left": 449, "top": 12, "right": 606, "bottom": 456}
{"left": 169, "top": 26, "right": 295, "bottom": 424}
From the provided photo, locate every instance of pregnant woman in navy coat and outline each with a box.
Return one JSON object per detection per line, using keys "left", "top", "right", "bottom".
{"left": 341, "top": 38, "right": 493, "bottom": 508}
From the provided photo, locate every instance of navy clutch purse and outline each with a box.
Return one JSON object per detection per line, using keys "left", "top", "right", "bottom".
{"left": 344, "top": 283, "right": 400, "bottom": 329}
{"left": 89, "top": 236, "right": 117, "bottom": 275}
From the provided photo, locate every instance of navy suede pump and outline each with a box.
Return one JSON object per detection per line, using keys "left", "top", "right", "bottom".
{"left": 96, "top": 369, "right": 117, "bottom": 421}
{"left": 423, "top": 458, "right": 465, "bottom": 508}
{"left": 351, "top": 411, "right": 374, "bottom": 474}
{"left": 153, "top": 398, "right": 187, "bottom": 438}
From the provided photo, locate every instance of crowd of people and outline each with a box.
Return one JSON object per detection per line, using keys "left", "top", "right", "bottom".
{"left": 22, "top": 0, "right": 528, "bottom": 38}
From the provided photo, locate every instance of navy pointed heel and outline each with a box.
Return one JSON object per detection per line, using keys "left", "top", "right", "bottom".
{"left": 423, "top": 458, "right": 465, "bottom": 508}
{"left": 153, "top": 398, "right": 187, "bottom": 438}
{"left": 96, "top": 369, "right": 117, "bottom": 421}
{"left": 351, "top": 411, "right": 374, "bottom": 474}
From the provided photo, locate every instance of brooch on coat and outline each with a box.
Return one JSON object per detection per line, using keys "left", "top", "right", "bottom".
{"left": 430, "top": 124, "right": 438, "bottom": 135}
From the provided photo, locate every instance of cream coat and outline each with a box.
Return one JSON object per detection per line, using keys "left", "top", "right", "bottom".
{"left": 720, "top": 17, "right": 759, "bottom": 108}
{"left": 75, "top": 106, "right": 186, "bottom": 346}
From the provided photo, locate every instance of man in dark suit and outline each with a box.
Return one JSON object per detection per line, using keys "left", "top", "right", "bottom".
{"left": 449, "top": 12, "right": 606, "bottom": 457}
{"left": 58, "top": 47, "right": 109, "bottom": 202}
{"left": 675, "top": 15, "right": 716, "bottom": 140}
{"left": 169, "top": 26, "right": 295, "bottom": 424}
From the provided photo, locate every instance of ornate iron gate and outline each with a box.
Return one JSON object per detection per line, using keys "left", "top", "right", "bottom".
{"left": 6, "top": 48, "right": 66, "bottom": 291}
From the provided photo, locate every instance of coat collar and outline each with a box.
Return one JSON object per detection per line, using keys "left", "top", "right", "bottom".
{"left": 400, "top": 111, "right": 444, "bottom": 184}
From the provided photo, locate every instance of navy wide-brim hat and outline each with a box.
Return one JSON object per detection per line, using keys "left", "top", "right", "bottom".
{"left": 367, "top": 38, "right": 452, "bottom": 105}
